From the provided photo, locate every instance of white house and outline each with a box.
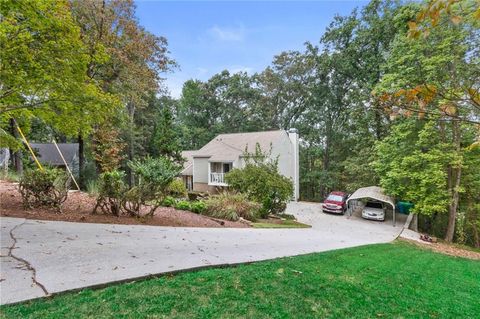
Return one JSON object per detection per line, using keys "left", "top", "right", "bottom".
{"left": 180, "top": 129, "right": 300, "bottom": 200}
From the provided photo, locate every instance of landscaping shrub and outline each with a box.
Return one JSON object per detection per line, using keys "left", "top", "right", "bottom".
{"left": 19, "top": 168, "right": 70, "bottom": 212}
{"left": 123, "top": 157, "right": 181, "bottom": 217}
{"left": 86, "top": 179, "right": 99, "bottom": 196}
{"left": 226, "top": 159, "right": 293, "bottom": 218}
{"left": 166, "top": 178, "right": 188, "bottom": 198}
{"left": 93, "top": 170, "right": 127, "bottom": 216}
{"left": 175, "top": 200, "right": 191, "bottom": 211}
{"left": 204, "top": 192, "right": 261, "bottom": 221}
{"left": 190, "top": 201, "right": 206, "bottom": 214}
{"left": 161, "top": 196, "right": 176, "bottom": 207}
{"left": 81, "top": 161, "right": 99, "bottom": 190}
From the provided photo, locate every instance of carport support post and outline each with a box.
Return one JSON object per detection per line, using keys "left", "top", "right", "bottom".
{"left": 393, "top": 207, "right": 396, "bottom": 227}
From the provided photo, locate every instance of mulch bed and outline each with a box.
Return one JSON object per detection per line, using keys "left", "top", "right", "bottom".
{"left": 0, "top": 180, "right": 248, "bottom": 228}
{"left": 400, "top": 238, "right": 480, "bottom": 261}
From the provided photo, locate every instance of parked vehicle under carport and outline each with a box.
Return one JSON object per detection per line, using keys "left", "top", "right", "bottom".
{"left": 362, "top": 201, "right": 386, "bottom": 221}
{"left": 346, "top": 186, "right": 397, "bottom": 226}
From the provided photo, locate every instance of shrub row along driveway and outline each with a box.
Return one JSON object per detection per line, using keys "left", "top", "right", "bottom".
{"left": 0, "top": 202, "right": 401, "bottom": 305}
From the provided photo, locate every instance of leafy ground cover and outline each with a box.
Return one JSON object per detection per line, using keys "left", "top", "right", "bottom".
{"left": 2, "top": 241, "right": 479, "bottom": 318}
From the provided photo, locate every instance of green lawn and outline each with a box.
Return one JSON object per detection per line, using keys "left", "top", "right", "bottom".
{"left": 2, "top": 241, "right": 479, "bottom": 318}
{"left": 252, "top": 219, "right": 311, "bottom": 228}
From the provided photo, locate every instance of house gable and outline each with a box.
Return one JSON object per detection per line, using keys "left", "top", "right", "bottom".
{"left": 181, "top": 129, "right": 299, "bottom": 200}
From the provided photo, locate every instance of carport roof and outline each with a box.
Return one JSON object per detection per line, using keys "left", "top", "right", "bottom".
{"left": 346, "top": 186, "right": 395, "bottom": 208}
{"left": 346, "top": 186, "right": 398, "bottom": 226}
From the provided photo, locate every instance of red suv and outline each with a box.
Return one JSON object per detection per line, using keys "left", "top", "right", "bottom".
{"left": 322, "top": 191, "right": 348, "bottom": 214}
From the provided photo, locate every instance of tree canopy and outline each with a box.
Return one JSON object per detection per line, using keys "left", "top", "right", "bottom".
{"left": 2, "top": 0, "right": 478, "bottom": 246}
{"left": 0, "top": 0, "right": 117, "bottom": 143}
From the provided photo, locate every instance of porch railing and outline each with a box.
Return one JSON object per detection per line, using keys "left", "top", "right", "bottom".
{"left": 210, "top": 173, "right": 226, "bottom": 185}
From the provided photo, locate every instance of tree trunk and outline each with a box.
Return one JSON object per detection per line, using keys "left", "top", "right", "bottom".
{"left": 445, "top": 165, "right": 461, "bottom": 242}
{"left": 78, "top": 133, "right": 84, "bottom": 189}
{"left": 10, "top": 118, "right": 23, "bottom": 174}
{"left": 468, "top": 199, "right": 480, "bottom": 248}
{"left": 374, "top": 109, "right": 382, "bottom": 140}
{"left": 321, "top": 118, "right": 332, "bottom": 199}
{"left": 474, "top": 227, "right": 480, "bottom": 248}
{"left": 127, "top": 103, "right": 135, "bottom": 187}
{"left": 445, "top": 120, "right": 462, "bottom": 243}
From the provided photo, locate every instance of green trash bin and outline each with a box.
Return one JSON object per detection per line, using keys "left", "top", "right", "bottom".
{"left": 397, "top": 201, "right": 414, "bottom": 214}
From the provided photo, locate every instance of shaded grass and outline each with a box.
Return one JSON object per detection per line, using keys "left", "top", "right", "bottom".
{"left": 0, "top": 171, "right": 20, "bottom": 183}
{"left": 252, "top": 220, "right": 311, "bottom": 228}
{"left": 1, "top": 241, "right": 479, "bottom": 318}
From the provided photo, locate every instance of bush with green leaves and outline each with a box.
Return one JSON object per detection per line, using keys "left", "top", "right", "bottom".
{"left": 19, "top": 168, "right": 70, "bottom": 212}
{"left": 93, "top": 170, "right": 127, "bottom": 216}
{"left": 226, "top": 160, "right": 293, "bottom": 218}
{"left": 190, "top": 201, "right": 206, "bottom": 214}
{"left": 123, "top": 157, "right": 181, "bottom": 217}
{"left": 161, "top": 196, "right": 176, "bottom": 207}
{"left": 204, "top": 192, "right": 261, "bottom": 221}
{"left": 86, "top": 179, "right": 99, "bottom": 196}
{"left": 175, "top": 200, "right": 191, "bottom": 211}
{"left": 166, "top": 178, "right": 188, "bottom": 198}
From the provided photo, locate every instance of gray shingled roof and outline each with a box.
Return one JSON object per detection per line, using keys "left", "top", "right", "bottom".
{"left": 193, "top": 130, "right": 286, "bottom": 162}
{"left": 30, "top": 143, "right": 79, "bottom": 166}
{"left": 180, "top": 150, "right": 196, "bottom": 176}
{"left": 179, "top": 130, "right": 287, "bottom": 175}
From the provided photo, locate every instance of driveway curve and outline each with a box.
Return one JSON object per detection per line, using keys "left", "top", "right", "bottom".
{"left": 0, "top": 202, "right": 401, "bottom": 305}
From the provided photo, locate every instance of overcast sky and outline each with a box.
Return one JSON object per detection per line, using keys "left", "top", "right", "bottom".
{"left": 135, "top": 0, "right": 368, "bottom": 98}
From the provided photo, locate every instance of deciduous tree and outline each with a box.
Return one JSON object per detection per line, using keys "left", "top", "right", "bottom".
{"left": 0, "top": 0, "right": 117, "bottom": 172}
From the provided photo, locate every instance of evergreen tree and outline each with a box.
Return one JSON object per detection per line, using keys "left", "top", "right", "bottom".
{"left": 149, "top": 104, "right": 183, "bottom": 164}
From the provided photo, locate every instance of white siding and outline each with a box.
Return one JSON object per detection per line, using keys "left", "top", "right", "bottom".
{"left": 193, "top": 157, "right": 209, "bottom": 183}
{"left": 191, "top": 130, "right": 300, "bottom": 200}
{"left": 271, "top": 133, "right": 294, "bottom": 180}
{"left": 270, "top": 131, "right": 299, "bottom": 201}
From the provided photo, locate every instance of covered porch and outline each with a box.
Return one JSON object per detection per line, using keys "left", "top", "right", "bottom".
{"left": 208, "top": 161, "right": 233, "bottom": 186}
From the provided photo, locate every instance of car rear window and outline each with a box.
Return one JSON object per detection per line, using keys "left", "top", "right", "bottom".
{"left": 327, "top": 194, "right": 343, "bottom": 202}
{"left": 366, "top": 202, "right": 383, "bottom": 209}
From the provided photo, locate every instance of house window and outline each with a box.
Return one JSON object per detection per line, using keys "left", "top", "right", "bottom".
{"left": 223, "top": 163, "right": 231, "bottom": 173}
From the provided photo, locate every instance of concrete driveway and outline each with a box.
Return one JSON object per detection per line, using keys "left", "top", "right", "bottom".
{"left": 0, "top": 202, "right": 402, "bottom": 305}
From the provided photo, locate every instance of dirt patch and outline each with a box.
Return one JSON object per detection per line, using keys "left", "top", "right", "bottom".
{"left": 0, "top": 180, "right": 248, "bottom": 228}
{"left": 400, "top": 238, "right": 480, "bottom": 261}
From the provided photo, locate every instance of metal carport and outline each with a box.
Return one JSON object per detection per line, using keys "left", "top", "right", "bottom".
{"left": 346, "top": 186, "right": 397, "bottom": 226}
